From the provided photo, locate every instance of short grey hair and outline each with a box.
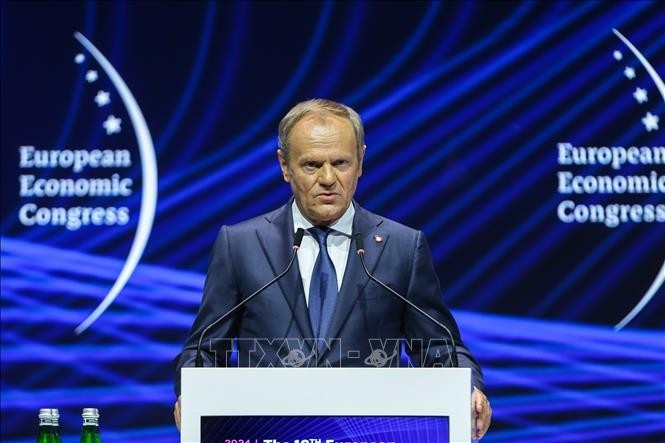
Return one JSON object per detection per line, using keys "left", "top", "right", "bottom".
{"left": 278, "top": 98, "right": 365, "bottom": 160}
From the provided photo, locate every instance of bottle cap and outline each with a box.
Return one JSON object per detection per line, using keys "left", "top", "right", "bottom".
{"left": 82, "top": 408, "right": 99, "bottom": 419}
{"left": 38, "top": 408, "right": 59, "bottom": 424}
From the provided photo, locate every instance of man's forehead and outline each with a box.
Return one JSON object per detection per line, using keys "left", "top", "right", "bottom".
{"left": 294, "top": 112, "right": 350, "bottom": 131}
{"left": 291, "top": 114, "right": 355, "bottom": 145}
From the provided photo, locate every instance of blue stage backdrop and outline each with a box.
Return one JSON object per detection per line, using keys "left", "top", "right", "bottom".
{"left": 1, "top": 1, "right": 663, "bottom": 442}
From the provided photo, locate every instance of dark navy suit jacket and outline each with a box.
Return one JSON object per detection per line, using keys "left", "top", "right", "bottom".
{"left": 174, "top": 201, "right": 483, "bottom": 394}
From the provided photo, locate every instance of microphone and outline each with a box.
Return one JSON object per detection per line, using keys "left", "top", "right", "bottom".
{"left": 195, "top": 228, "right": 305, "bottom": 367}
{"left": 353, "top": 233, "right": 459, "bottom": 368}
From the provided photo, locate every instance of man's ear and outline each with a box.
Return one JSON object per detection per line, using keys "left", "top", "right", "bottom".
{"left": 277, "top": 148, "right": 290, "bottom": 183}
{"left": 358, "top": 144, "right": 366, "bottom": 176}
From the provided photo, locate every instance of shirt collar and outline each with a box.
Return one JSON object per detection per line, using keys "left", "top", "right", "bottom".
{"left": 291, "top": 200, "right": 355, "bottom": 236}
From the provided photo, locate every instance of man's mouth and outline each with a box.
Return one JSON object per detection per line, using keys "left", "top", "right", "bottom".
{"left": 317, "top": 192, "right": 339, "bottom": 202}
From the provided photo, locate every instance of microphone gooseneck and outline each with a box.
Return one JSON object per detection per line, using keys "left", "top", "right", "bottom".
{"left": 352, "top": 233, "right": 459, "bottom": 368}
{"left": 195, "top": 228, "right": 305, "bottom": 367}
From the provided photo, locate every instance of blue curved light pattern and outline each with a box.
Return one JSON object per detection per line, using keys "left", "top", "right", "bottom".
{"left": 344, "top": 1, "right": 442, "bottom": 104}
{"left": 313, "top": 1, "right": 365, "bottom": 98}
{"left": 366, "top": 2, "right": 645, "bottom": 212}
{"left": 172, "top": 1, "right": 247, "bottom": 166}
{"left": 155, "top": 1, "right": 217, "bottom": 153}
{"left": 2, "top": 238, "right": 664, "bottom": 443}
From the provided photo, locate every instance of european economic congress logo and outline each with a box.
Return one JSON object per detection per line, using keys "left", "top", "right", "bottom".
{"left": 16, "top": 32, "right": 158, "bottom": 334}
{"left": 555, "top": 29, "right": 664, "bottom": 330}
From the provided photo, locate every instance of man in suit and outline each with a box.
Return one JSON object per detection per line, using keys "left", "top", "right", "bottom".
{"left": 174, "top": 99, "right": 492, "bottom": 439}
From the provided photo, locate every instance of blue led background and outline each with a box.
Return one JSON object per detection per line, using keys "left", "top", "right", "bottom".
{"left": 1, "top": 1, "right": 663, "bottom": 442}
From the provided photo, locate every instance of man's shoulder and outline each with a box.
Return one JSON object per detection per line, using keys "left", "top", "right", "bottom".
{"left": 355, "top": 205, "right": 421, "bottom": 238}
{"left": 218, "top": 203, "right": 289, "bottom": 235}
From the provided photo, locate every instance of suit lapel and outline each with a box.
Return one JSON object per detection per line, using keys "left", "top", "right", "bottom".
{"left": 323, "top": 205, "right": 388, "bottom": 355}
{"left": 256, "top": 202, "right": 314, "bottom": 340}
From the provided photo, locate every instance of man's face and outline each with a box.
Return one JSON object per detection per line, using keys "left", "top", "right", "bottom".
{"left": 278, "top": 114, "right": 364, "bottom": 227}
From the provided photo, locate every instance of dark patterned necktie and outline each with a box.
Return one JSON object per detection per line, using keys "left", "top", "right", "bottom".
{"left": 308, "top": 227, "right": 339, "bottom": 344}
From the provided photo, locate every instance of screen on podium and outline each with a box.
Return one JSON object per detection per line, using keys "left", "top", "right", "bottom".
{"left": 201, "top": 416, "right": 449, "bottom": 443}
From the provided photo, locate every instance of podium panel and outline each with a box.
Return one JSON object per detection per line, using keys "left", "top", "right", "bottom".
{"left": 182, "top": 368, "right": 471, "bottom": 443}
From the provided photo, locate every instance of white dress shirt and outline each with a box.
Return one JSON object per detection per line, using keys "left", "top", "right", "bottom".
{"left": 291, "top": 201, "right": 355, "bottom": 306}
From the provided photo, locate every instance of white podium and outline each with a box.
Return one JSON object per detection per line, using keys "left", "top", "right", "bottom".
{"left": 182, "top": 367, "right": 471, "bottom": 443}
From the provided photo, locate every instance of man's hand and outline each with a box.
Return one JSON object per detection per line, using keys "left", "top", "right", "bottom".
{"left": 472, "top": 387, "right": 491, "bottom": 439}
{"left": 174, "top": 395, "right": 182, "bottom": 431}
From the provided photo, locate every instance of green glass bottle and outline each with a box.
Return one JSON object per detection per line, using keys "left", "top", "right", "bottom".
{"left": 80, "top": 408, "right": 102, "bottom": 443}
{"left": 36, "top": 408, "right": 61, "bottom": 443}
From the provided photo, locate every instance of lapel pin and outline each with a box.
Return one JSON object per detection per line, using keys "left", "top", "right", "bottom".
{"left": 373, "top": 234, "right": 384, "bottom": 243}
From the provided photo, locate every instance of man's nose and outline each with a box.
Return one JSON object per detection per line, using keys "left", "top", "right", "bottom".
{"left": 318, "top": 164, "right": 335, "bottom": 186}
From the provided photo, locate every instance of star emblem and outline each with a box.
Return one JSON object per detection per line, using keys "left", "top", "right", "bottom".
{"left": 94, "top": 90, "right": 111, "bottom": 107}
{"left": 74, "top": 53, "right": 85, "bottom": 64}
{"left": 632, "top": 87, "right": 648, "bottom": 104}
{"left": 85, "top": 70, "right": 99, "bottom": 83}
{"left": 102, "top": 115, "right": 122, "bottom": 135}
{"left": 641, "top": 112, "right": 659, "bottom": 132}
{"left": 612, "top": 50, "right": 622, "bottom": 61}
{"left": 623, "top": 66, "right": 636, "bottom": 79}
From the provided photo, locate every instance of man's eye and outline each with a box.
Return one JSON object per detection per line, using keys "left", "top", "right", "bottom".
{"left": 303, "top": 162, "right": 318, "bottom": 170}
